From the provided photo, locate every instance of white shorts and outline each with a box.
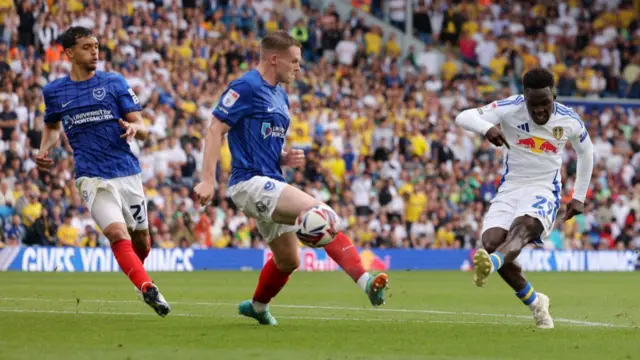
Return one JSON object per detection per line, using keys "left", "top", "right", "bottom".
{"left": 481, "top": 185, "right": 560, "bottom": 243}
{"left": 75, "top": 173, "right": 148, "bottom": 232}
{"left": 227, "top": 176, "right": 297, "bottom": 242}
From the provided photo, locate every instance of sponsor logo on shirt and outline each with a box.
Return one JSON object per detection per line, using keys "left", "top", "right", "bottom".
{"left": 261, "top": 122, "right": 286, "bottom": 139}
{"left": 515, "top": 136, "right": 558, "bottom": 154}
{"left": 62, "top": 109, "right": 115, "bottom": 129}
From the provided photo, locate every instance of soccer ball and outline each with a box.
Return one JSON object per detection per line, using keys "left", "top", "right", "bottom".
{"left": 295, "top": 205, "right": 338, "bottom": 248}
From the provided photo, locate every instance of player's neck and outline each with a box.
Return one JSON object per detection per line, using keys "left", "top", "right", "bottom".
{"left": 70, "top": 66, "right": 96, "bottom": 82}
{"left": 256, "top": 64, "right": 277, "bottom": 86}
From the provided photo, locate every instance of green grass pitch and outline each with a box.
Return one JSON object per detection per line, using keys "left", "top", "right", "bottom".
{"left": 0, "top": 271, "right": 638, "bottom": 360}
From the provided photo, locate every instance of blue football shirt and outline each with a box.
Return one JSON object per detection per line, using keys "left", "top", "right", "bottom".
{"left": 213, "top": 69, "right": 290, "bottom": 186}
{"left": 43, "top": 71, "right": 143, "bottom": 179}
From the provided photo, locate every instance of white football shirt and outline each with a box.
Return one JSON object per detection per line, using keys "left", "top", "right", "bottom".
{"left": 455, "top": 95, "right": 594, "bottom": 202}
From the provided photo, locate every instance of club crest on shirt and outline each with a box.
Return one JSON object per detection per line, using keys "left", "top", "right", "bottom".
{"left": 222, "top": 89, "right": 240, "bottom": 107}
{"left": 552, "top": 126, "right": 563, "bottom": 140}
{"left": 93, "top": 87, "right": 106, "bottom": 101}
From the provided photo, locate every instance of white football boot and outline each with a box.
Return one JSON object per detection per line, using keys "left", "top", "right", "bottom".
{"left": 530, "top": 293, "right": 554, "bottom": 329}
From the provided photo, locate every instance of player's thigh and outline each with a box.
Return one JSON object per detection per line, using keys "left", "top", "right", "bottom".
{"left": 228, "top": 176, "right": 320, "bottom": 226}
{"left": 272, "top": 183, "right": 322, "bottom": 225}
{"left": 91, "top": 190, "right": 130, "bottom": 242}
{"left": 115, "top": 174, "right": 149, "bottom": 232}
{"left": 481, "top": 191, "right": 518, "bottom": 239}
{"left": 268, "top": 231, "right": 301, "bottom": 272}
{"left": 514, "top": 187, "right": 559, "bottom": 242}
{"left": 76, "top": 177, "right": 129, "bottom": 241}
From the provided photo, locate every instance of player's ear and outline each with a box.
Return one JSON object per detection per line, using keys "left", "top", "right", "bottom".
{"left": 552, "top": 88, "right": 557, "bottom": 100}
{"left": 269, "top": 52, "right": 278, "bottom": 66}
{"left": 64, "top": 47, "right": 74, "bottom": 61}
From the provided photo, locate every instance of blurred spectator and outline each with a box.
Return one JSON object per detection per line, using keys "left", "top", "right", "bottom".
{"left": 0, "top": 0, "right": 636, "bottom": 253}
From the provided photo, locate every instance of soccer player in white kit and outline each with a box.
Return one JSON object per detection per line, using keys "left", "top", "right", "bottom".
{"left": 455, "top": 68, "right": 594, "bottom": 329}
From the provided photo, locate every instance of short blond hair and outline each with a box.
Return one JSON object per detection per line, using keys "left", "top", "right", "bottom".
{"left": 261, "top": 30, "right": 302, "bottom": 53}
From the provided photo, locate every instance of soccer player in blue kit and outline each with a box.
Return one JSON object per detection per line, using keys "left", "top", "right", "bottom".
{"left": 35, "top": 27, "right": 170, "bottom": 317}
{"left": 193, "top": 31, "right": 389, "bottom": 326}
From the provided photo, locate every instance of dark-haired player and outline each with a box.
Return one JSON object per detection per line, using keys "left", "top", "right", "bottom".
{"left": 193, "top": 30, "right": 388, "bottom": 326}
{"left": 455, "top": 68, "right": 594, "bottom": 328}
{"left": 36, "top": 27, "right": 170, "bottom": 317}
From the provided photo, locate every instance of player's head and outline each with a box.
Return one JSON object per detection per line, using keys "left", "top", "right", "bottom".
{"left": 259, "top": 30, "right": 302, "bottom": 84}
{"left": 60, "top": 26, "right": 99, "bottom": 72}
{"left": 523, "top": 68, "right": 555, "bottom": 125}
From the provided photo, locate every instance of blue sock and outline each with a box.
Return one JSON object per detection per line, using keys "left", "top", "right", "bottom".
{"left": 516, "top": 282, "right": 538, "bottom": 306}
{"left": 489, "top": 252, "right": 504, "bottom": 272}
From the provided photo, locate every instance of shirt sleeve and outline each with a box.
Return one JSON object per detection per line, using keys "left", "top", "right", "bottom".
{"left": 454, "top": 95, "right": 522, "bottom": 135}
{"left": 43, "top": 85, "right": 60, "bottom": 124}
{"left": 113, "top": 74, "right": 143, "bottom": 115}
{"left": 212, "top": 81, "right": 253, "bottom": 128}
{"left": 568, "top": 123, "right": 594, "bottom": 203}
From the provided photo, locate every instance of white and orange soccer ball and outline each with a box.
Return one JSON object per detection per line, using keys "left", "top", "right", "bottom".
{"left": 295, "top": 205, "right": 338, "bottom": 248}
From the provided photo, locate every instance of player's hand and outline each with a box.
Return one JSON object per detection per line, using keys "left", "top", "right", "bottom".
{"left": 281, "top": 148, "right": 305, "bottom": 168}
{"left": 485, "top": 127, "right": 510, "bottom": 149}
{"left": 193, "top": 181, "right": 215, "bottom": 206}
{"left": 563, "top": 199, "right": 584, "bottom": 222}
{"left": 119, "top": 119, "right": 138, "bottom": 142}
{"left": 35, "top": 150, "right": 54, "bottom": 171}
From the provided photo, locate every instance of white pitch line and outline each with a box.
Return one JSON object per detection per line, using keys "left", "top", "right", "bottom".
{"left": 0, "top": 308, "right": 530, "bottom": 326}
{"left": 0, "top": 297, "right": 630, "bottom": 328}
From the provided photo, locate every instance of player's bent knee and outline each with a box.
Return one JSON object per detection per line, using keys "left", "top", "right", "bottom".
{"left": 273, "top": 255, "right": 300, "bottom": 273}
{"left": 102, "top": 223, "right": 131, "bottom": 244}
{"left": 481, "top": 228, "right": 508, "bottom": 253}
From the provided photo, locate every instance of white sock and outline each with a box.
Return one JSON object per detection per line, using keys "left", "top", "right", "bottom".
{"left": 251, "top": 301, "right": 268, "bottom": 313}
{"left": 528, "top": 296, "right": 540, "bottom": 309}
{"left": 357, "top": 273, "right": 371, "bottom": 292}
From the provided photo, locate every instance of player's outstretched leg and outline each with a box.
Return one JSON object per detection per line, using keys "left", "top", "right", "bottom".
{"left": 239, "top": 232, "right": 299, "bottom": 326}
{"left": 477, "top": 221, "right": 553, "bottom": 329}
{"left": 105, "top": 223, "right": 170, "bottom": 317}
{"left": 324, "top": 232, "right": 388, "bottom": 307}
{"left": 473, "top": 217, "right": 541, "bottom": 285}
{"left": 273, "top": 184, "right": 389, "bottom": 307}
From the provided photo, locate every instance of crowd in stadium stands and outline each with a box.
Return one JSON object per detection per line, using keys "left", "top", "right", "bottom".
{"left": 0, "top": 0, "right": 638, "bottom": 252}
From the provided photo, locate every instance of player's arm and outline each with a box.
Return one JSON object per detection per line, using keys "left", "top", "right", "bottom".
{"left": 36, "top": 87, "right": 63, "bottom": 171}
{"left": 455, "top": 96, "right": 518, "bottom": 148}
{"left": 113, "top": 74, "right": 146, "bottom": 140}
{"left": 120, "top": 111, "right": 149, "bottom": 141}
{"left": 201, "top": 116, "right": 231, "bottom": 185}
{"left": 194, "top": 81, "right": 252, "bottom": 205}
{"left": 564, "top": 126, "right": 594, "bottom": 220}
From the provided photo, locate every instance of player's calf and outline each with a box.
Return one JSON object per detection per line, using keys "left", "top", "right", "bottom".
{"left": 242, "top": 233, "right": 299, "bottom": 325}
{"left": 104, "top": 223, "right": 152, "bottom": 290}
{"left": 130, "top": 229, "right": 150, "bottom": 263}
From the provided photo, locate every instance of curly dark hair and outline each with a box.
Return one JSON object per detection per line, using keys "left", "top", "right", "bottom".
{"left": 523, "top": 67, "right": 555, "bottom": 90}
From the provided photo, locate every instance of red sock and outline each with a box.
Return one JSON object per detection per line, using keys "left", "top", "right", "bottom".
{"left": 324, "top": 232, "right": 366, "bottom": 282}
{"left": 252, "top": 258, "right": 292, "bottom": 304}
{"left": 133, "top": 240, "right": 150, "bottom": 262}
{"left": 112, "top": 240, "right": 152, "bottom": 290}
